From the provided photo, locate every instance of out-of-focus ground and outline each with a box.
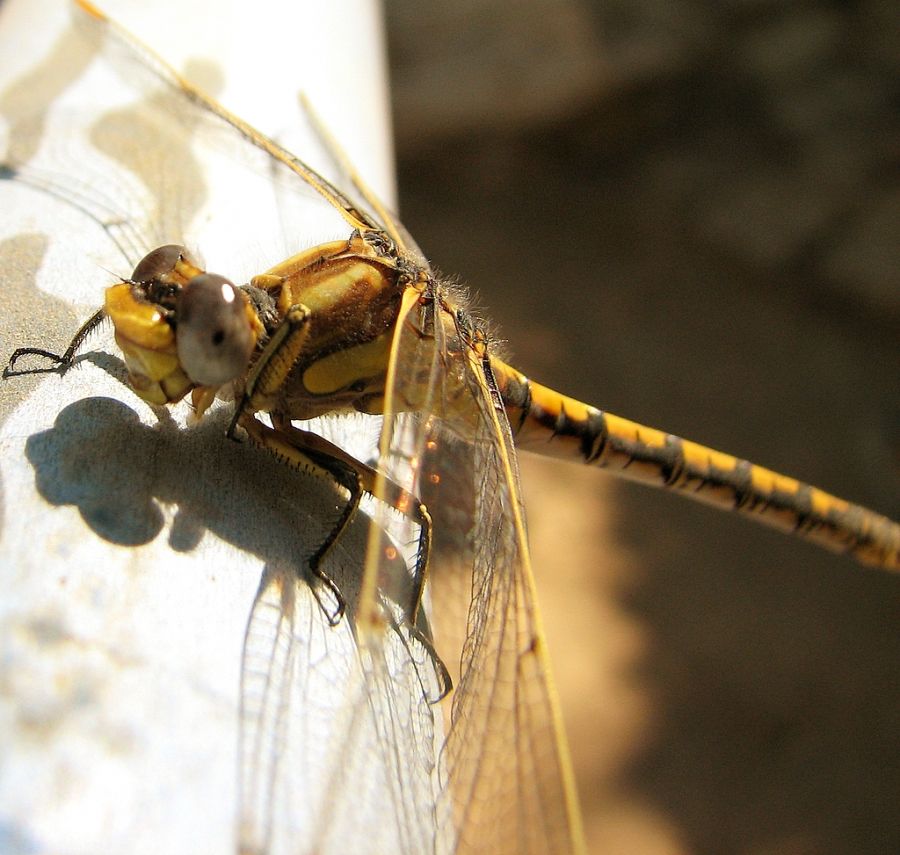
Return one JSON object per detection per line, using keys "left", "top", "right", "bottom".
{"left": 386, "top": 2, "right": 899, "bottom": 853}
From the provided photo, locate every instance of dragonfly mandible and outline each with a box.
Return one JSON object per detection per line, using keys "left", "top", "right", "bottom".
{"left": 1, "top": 2, "right": 897, "bottom": 855}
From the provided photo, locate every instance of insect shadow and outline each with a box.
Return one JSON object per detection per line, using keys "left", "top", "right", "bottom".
{"left": 23, "top": 387, "right": 375, "bottom": 618}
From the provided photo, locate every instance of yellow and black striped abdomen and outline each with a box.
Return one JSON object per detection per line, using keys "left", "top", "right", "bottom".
{"left": 492, "top": 358, "right": 899, "bottom": 570}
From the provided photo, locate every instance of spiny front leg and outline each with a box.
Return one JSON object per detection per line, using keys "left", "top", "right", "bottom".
{"left": 238, "top": 414, "right": 361, "bottom": 625}
{"left": 268, "top": 413, "right": 434, "bottom": 631}
{"left": 227, "top": 303, "right": 312, "bottom": 437}
{"left": 4, "top": 308, "right": 107, "bottom": 377}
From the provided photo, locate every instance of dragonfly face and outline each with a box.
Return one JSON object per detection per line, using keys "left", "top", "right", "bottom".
{"left": 105, "top": 244, "right": 260, "bottom": 405}
{"left": 109, "top": 234, "right": 414, "bottom": 422}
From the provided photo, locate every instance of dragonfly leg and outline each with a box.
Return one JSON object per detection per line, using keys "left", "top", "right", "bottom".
{"left": 227, "top": 303, "right": 313, "bottom": 439}
{"left": 305, "top": 462, "right": 361, "bottom": 627}
{"left": 4, "top": 308, "right": 106, "bottom": 377}
{"left": 410, "top": 608, "right": 452, "bottom": 702}
{"left": 405, "top": 502, "right": 432, "bottom": 627}
{"left": 267, "top": 414, "right": 435, "bottom": 620}
{"left": 378, "top": 592, "right": 452, "bottom": 704}
{"left": 237, "top": 413, "right": 367, "bottom": 625}
{"left": 252, "top": 414, "right": 446, "bottom": 686}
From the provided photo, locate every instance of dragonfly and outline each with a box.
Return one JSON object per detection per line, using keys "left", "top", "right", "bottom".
{"left": 1, "top": 2, "right": 898, "bottom": 854}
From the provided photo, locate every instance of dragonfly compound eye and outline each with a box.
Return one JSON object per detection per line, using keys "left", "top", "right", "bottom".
{"left": 132, "top": 244, "right": 198, "bottom": 283}
{"left": 176, "top": 273, "right": 254, "bottom": 386}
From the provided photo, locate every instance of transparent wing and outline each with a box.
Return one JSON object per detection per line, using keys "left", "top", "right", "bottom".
{"left": 296, "top": 29, "right": 587, "bottom": 843}
{"left": 239, "top": 560, "right": 445, "bottom": 855}
{"left": 365, "top": 280, "right": 585, "bottom": 854}
{"left": 1, "top": 4, "right": 361, "bottom": 288}
{"left": 2, "top": 5, "right": 449, "bottom": 854}
{"left": 439, "top": 352, "right": 582, "bottom": 855}
{"left": 295, "top": 92, "right": 431, "bottom": 265}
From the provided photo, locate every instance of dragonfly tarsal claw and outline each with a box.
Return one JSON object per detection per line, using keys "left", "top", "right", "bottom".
{"left": 411, "top": 625, "right": 452, "bottom": 704}
{"left": 309, "top": 568, "right": 346, "bottom": 627}
{"left": 4, "top": 347, "right": 70, "bottom": 377}
{"left": 5, "top": 308, "right": 106, "bottom": 381}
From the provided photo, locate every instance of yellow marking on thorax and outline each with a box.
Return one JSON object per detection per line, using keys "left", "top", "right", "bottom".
{"left": 252, "top": 240, "right": 351, "bottom": 302}
{"left": 299, "top": 262, "right": 385, "bottom": 314}
{"left": 255, "top": 239, "right": 352, "bottom": 282}
{"left": 252, "top": 236, "right": 394, "bottom": 317}
{"left": 302, "top": 331, "right": 393, "bottom": 395}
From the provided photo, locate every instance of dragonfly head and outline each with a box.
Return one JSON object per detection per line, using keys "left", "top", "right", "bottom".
{"left": 105, "top": 245, "right": 264, "bottom": 409}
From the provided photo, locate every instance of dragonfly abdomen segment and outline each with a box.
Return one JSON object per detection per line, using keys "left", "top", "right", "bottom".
{"left": 493, "top": 358, "right": 899, "bottom": 570}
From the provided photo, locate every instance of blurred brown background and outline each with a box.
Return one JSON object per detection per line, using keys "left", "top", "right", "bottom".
{"left": 385, "top": 2, "right": 899, "bottom": 853}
